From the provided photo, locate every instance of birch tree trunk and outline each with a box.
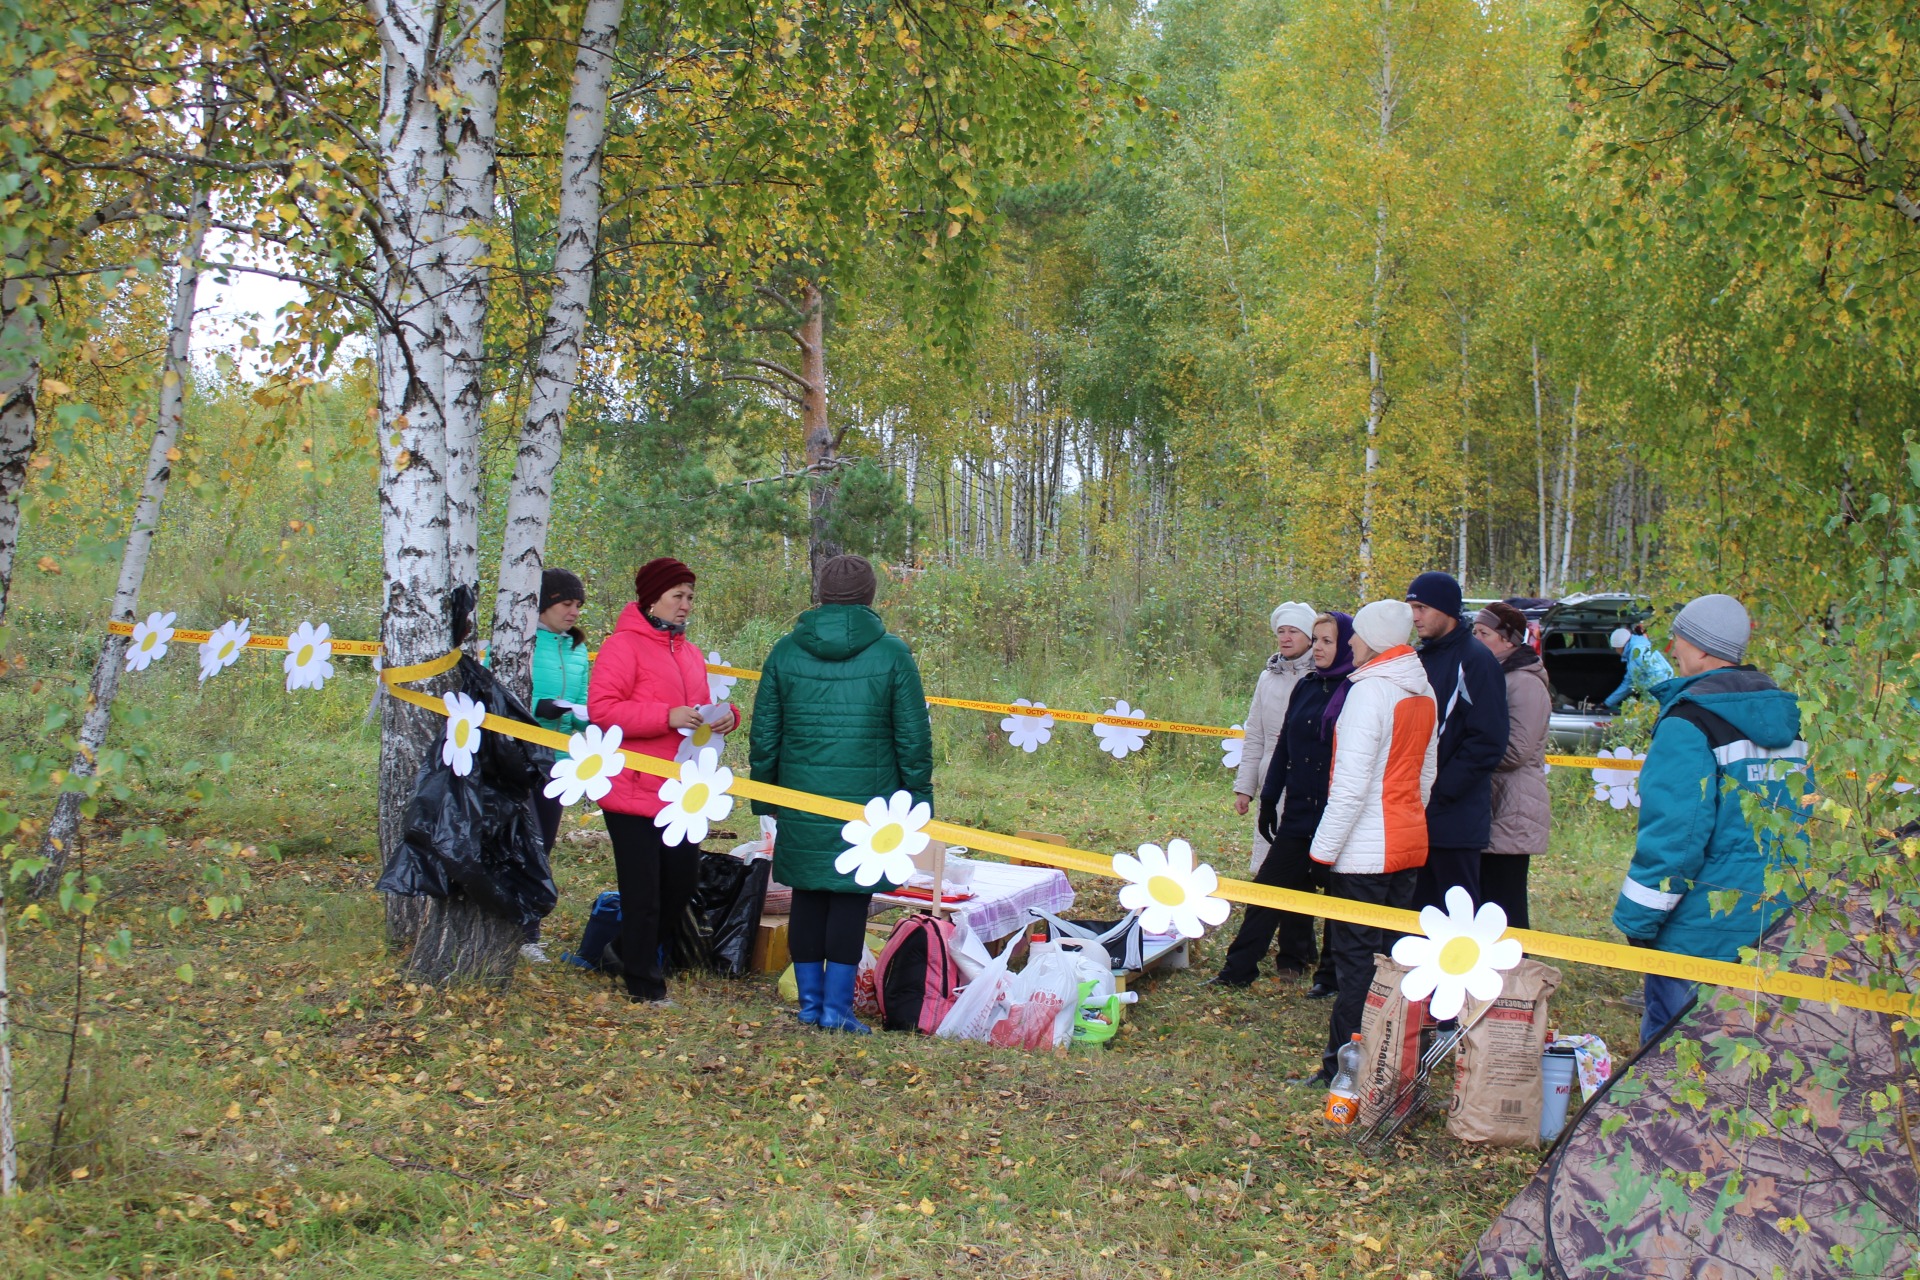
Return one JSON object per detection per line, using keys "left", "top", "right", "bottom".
{"left": 36, "top": 185, "right": 213, "bottom": 891}
{"left": 441, "top": 0, "right": 506, "bottom": 617}
{"left": 1531, "top": 339, "right": 1547, "bottom": 595}
{"left": 1558, "top": 379, "right": 1580, "bottom": 590}
{"left": 0, "top": 196, "right": 136, "bottom": 628}
{"left": 1355, "top": 1, "right": 1399, "bottom": 597}
{"left": 371, "top": 0, "right": 457, "bottom": 946}
{"left": 1454, "top": 315, "right": 1470, "bottom": 584}
{"left": 488, "top": 0, "right": 625, "bottom": 706}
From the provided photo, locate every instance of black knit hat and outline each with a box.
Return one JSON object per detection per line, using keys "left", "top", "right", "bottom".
{"left": 540, "top": 567, "right": 585, "bottom": 613}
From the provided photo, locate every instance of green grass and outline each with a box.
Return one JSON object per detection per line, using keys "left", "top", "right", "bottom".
{"left": 0, "top": 640, "right": 1649, "bottom": 1279}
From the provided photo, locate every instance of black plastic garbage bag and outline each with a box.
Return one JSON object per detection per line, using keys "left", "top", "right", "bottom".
{"left": 669, "top": 852, "right": 770, "bottom": 977}
{"left": 377, "top": 653, "right": 558, "bottom": 929}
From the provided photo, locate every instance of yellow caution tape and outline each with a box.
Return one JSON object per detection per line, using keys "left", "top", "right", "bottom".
{"left": 112, "top": 616, "right": 1643, "bottom": 771}
{"left": 107, "top": 618, "right": 383, "bottom": 658}
{"left": 371, "top": 651, "right": 1906, "bottom": 1016}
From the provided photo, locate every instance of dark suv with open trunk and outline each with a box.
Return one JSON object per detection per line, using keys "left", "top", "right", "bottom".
{"left": 1535, "top": 592, "right": 1656, "bottom": 748}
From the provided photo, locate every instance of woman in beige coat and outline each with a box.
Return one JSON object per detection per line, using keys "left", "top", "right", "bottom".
{"left": 1233, "top": 601, "right": 1318, "bottom": 874}
{"left": 1470, "top": 602, "right": 1551, "bottom": 928}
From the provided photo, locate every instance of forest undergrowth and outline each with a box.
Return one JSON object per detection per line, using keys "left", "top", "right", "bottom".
{"left": 0, "top": 618, "right": 1646, "bottom": 1280}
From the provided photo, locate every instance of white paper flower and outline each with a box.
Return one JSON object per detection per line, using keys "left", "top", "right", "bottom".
{"left": 706, "top": 651, "right": 738, "bottom": 704}
{"left": 1113, "top": 838, "right": 1230, "bottom": 939}
{"left": 653, "top": 746, "right": 735, "bottom": 846}
{"left": 1093, "top": 700, "right": 1152, "bottom": 760}
{"left": 283, "top": 621, "right": 334, "bottom": 691}
{"left": 1222, "top": 725, "right": 1245, "bottom": 771}
{"left": 1000, "top": 699, "right": 1054, "bottom": 753}
{"left": 197, "top": 618, "right": 251, "bottom": 683}
{"left": 676, "top": 718, "right": 726, "bottom": 764}
{"left": 545, "top": 724, "right": 626, "bottom": 807}
{"left": 834, "top": 790, "right": 930, "bottom": 888}
{"left": 125, "top": 611, "right": 177, "bottom": 672}
{"left": 1592, "top": 747, "right": 1645, "bottom": 809}
{"left": 441, "top": 691, "right": 486, "bottom": 776}
{"left": 1391, "top": 886, "right": 1525, "bottom": 1020}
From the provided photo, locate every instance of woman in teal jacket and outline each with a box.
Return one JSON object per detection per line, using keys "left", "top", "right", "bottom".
{"left": 521, "top": 568, "right": 592, "bottom": 962}
{"left": 749, "top": 555, "right": 932, "bottom": 1033}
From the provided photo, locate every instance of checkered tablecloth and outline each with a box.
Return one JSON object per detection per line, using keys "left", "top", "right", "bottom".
{"left": 875, "top": 859, "right": 1075, "bottom": 943}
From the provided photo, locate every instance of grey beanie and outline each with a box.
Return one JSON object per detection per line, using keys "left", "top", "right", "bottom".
{"left": 1670, "top": 593, "right": 1750, "bottom": 664}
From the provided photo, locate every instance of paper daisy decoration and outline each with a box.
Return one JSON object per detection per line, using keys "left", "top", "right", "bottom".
{"left": 706, "top": 651, "right": 738, "bottom": 704}
{"left": 834, "top": 790, "right": 931, "bottom": 889}
{"left": 441, "top": 691, "right": 486, "bottom": 776}
{"left": 1000, "top": 699, "right": 1055, "bottom": 754}
{"left": 676, "top": 718, "right": 725, "bottom": 764}
{"left": 1092, "top": 700, "right": 1152, "bottom": 760}
{"left": 545, "top": 724, "right": 626, "bottom": 807}
{"left": 1390, "top": 886, "right": 1524, "bottom": 1020}
{"left": 283, "top": 621, "right": 334, "bottom": 691}
{"left": 197, "top": 618, "right": 252, "bottom": 683}
{"left": 1221, "top": 725, "right": 1245, "bottom": 771}
{"left": 1113, "top": 838, "right": 1230, "bottom": 939}
{"left": 1591, "top": 747, "right": 1645, "bottom": 809}
{"left": 125, "top": 611, "right": 177, "bottom": 673}
{"left": 654, "top": 747, "right": 735, "bottom": 847}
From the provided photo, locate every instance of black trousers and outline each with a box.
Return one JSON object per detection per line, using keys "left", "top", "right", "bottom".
{"left": 1479, "top": 854, "right": 1530, "bottom": 930}
{"left": 1322, "top": 867, "right": 1420, "bottom": 1078}
{"left": 788, "top": 889, "right": 874, "bottom": 966}
{"left": 526, "top": 792, "right": 564, "bottom": 943}
{"left": 603, "top": 811, "right": 702, "bottom": 1001}
{"left": 1416, "top": 845, "right": 1483, "bottom": 912}
{"left": 1216, "top": 836, "right": 1334, "bottom": 984}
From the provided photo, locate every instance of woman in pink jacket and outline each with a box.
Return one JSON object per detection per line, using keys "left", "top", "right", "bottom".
{"left": 587, "top": 556, "right": 739, "bottom": 1005}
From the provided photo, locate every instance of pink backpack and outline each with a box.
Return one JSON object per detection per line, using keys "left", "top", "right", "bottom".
{"left": 874, "top": 913, "right": 962, "bottom": 1034}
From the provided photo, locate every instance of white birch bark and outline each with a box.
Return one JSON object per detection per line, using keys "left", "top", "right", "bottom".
{"left": 441, "top": 0, "right": 505, "bottom": 612}
{"left": 36, "top": 186, "right": 213, "bottom": 888}
{"left": 1532, "top": 339, "right": 1547, "bottom": 595}
{"left": 1358, "top": 3, "right": 1397, "bottom": 598}
{"left": 369, "top": 0, "right": 455, "bottom": 893}
{"left": 1558, "top": 380, "right": 1580, "bottom": 589}
{"left": 488, "top": 0, "right": 626, "bottom": 705}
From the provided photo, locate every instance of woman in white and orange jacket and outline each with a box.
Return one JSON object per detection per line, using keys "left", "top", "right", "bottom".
{"left": 1306, "top": 598, "right": 1438, "bottom": 1084}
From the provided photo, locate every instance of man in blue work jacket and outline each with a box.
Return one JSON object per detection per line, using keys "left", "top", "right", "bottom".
{"left": 1612, "top": 593, "right": 1809, "bottom": 1044}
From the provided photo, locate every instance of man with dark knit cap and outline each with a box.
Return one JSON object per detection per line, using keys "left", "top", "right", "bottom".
{"left": 1612, "top": 593, "right": 1807, "bottom": 1044}
{"left": 1406, "top": 570, "right": 1508, "bottom": 911}
{"left": 751, "top": 554, "right": 933, "bottom": 1033}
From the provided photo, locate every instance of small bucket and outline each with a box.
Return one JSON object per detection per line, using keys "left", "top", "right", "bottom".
{"left": 1540, "top": 1047, "right": 1578, "bottom": 1142}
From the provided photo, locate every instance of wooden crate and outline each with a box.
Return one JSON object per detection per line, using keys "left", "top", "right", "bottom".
{"left": 751, "top": 914, "right": 790, "bottom": 975}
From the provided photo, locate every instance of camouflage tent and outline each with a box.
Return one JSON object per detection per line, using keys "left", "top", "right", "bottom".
{"left": 1462, "top": 892, "right": 1919, "bottom": 1279}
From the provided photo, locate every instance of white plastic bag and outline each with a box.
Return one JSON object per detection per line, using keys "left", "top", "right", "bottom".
{"left": 949, "top": 917, "right": 995, "bottom": 984}
{"left": 935, "top": 933, "right": 1021, "bottom": 1042}
{"left": 1011, "top": 950, "right": 1090, "bottom": 1048}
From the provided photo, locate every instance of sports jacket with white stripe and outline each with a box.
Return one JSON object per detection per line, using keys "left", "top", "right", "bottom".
{"left": 1611, "top": 666, "right": 1809, "bottom": 962}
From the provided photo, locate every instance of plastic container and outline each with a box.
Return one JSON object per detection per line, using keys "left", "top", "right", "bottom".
{"left": 1325, "top": 1033, "right": 1362, "bottom": 1124}
{"left": 1540, "top": 1046, "right": 1578, "bottom": 1142}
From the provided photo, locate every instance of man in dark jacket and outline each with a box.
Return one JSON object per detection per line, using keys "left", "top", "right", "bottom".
{"left": 1407, "top": 571, "right": 1508, "bottom": 911}
{"left": 749, "top": 555, "right": 932, "bottom": 1034}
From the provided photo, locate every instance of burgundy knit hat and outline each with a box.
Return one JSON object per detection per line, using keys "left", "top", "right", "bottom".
{"left": 633, "top": 557, "right": 695, "bottom": 610}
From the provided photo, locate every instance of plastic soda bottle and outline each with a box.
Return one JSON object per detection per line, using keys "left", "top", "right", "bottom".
{"left": 1324, "top": 1033, "right": 1363, "bottom": 1125}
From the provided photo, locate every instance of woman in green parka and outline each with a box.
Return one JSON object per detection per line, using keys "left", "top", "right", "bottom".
{"left": 749, "top": 554, "right": 932, "bottom": 1033}
{"left": 520, "top": 568, "right": 593, "bottom": 963}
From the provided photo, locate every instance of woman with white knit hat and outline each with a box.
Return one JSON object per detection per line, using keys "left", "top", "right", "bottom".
{"left": 1230, "top": 600, "right": 1320, "bottom": 976}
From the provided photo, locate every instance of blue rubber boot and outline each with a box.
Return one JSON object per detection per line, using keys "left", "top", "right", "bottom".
{"left": 793, "top": 960, "right": 826, "bottom": 1027}
{"left": 819, "top": 961, "right": 872, "bottom": 1035}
